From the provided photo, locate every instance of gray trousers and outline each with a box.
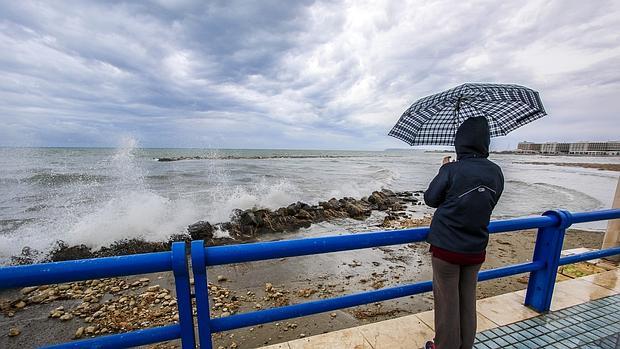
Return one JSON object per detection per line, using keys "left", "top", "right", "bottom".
{"left": 432, "top": 257, "right": 482, "bottom": 349}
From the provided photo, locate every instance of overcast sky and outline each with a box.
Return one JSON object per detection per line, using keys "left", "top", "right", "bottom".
{"left": 0, "top": 0, "right": 618, "bottom": 150}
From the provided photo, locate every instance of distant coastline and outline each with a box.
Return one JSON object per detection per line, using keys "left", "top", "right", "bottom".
{"left": 517, "top": 140, "right": 620, "bottom": 156}
{"left": 424, "top": 150, "right": 620, "bottom": 157}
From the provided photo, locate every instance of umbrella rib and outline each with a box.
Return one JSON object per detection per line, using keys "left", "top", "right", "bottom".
{"left": 470, "top": 104, "right": 508, "bottom": 136}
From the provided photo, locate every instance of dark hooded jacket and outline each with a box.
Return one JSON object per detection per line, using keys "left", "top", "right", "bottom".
{"left": 424, "top": 117, "right": 504, "bottom": 253}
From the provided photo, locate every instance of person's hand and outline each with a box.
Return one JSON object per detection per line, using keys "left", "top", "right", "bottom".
{"left": 442, "top": 156, "right": 452, "bottom": 165}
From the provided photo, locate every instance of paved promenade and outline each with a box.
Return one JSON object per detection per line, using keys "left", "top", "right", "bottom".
{"left": 261, "top": 265, "right": 620, "bottom": 349}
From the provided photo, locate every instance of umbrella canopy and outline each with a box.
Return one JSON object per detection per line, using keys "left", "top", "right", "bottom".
{"left": 388, "top": 83, "right": 546, "bottom": 146}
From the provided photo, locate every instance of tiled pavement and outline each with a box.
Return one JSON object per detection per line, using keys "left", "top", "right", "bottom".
{"left": 593, "top": 334, "right": 620, "bottom": 349}
{"left": 474, "top": 294, "right": 620, "bottom": 348}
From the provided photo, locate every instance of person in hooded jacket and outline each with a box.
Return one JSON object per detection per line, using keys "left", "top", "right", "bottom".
{"left": 423, "top": 117, "right": 504, "bottom": 349}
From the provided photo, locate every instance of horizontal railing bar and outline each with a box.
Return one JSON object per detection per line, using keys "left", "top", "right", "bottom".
{"left": 570, "top": 209, "right": 620, "bottom": 224}
{"left": 478, "top": 261, "right": 545, "bottom": 281}
{"left": 0, "top": 251, "right": 173, "bottom": 289}
{"left": 210, "top": 281, "right": 432, "bottom": 332}
{"left": 205, "top": 227, "right": 429, "bottom": 266}
{"left": 41, "top": 324, "right": 181, "bottom": 349}
{"left": 204, "top": 216, "right": 557, "bottom": 267}
{"left": 209, "top": 261, "right": 543, "bottom": 332}
{"left": 559, "top": 246, "right": 620, "bottom": 266}
{"left": 204, "top": 209, "right": 620, "bottom": 267}
{"left": 488, "top": 215, "right": 557, "bottom": 233}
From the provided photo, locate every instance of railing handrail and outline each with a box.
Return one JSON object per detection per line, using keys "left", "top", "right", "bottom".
{"left": 0, "top": 251, "right": 173, "bottom": 289}
{"left": 191, "top": 208, "right": 620, "bottom": 349}
{"left": 42, "top": 325, "right": 181, "bottom": 349}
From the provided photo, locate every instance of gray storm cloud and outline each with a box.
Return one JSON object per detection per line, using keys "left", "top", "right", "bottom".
{"left": 0, "top": 0, "right": 618, "bottom": 149}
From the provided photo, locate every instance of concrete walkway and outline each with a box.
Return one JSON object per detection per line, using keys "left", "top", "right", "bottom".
{"left": 260, "top": 266, "right": 620, "bottom": 349}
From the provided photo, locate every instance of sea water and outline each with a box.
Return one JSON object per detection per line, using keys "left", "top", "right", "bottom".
{"left": 0, "top": 141, "right": 618, "bottom": 264}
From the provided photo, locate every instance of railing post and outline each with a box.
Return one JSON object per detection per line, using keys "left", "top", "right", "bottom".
{"left": 172, "top": 242, "right": 197, "bottom": 349}
{"left": 602, "top": 176, "right": 620, "bottom": 262}
{"left": 524, "top": 210, "right": 572, "bottom": 312}
{"left": 191, "top": 240, "right": 213, "bottom": 349}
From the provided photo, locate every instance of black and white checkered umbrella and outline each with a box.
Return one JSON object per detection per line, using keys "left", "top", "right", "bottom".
{"left": 388, "top": 83, "right": 547, "bottom": 146}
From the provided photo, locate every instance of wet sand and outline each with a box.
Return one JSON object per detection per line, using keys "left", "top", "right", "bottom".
{"left": 0, "top": 227, "right": 605, "bottom": 349}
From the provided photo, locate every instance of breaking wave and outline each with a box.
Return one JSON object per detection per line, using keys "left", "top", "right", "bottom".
{"left": 0, "top": 138, "right": 303, "bottom": 263}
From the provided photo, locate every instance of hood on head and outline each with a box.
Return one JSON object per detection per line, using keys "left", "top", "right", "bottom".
{"left": 454, "top": 117, "right": 490, "bottom": 160}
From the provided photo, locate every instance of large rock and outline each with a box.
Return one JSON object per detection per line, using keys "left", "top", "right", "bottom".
{"left": 345, "top": 203, "right": 370, "bottom": 219}
{"left": 286, "top": 204, "right": 298, "bottom": 215}
{"left": 187, "top": 221, "right": 214, "bottom": 240}
{"left": 49, "top": 242, "right": 94, "bottom": 262}
{"left": 368, "top": 189, "right": 402, "bottom": 210}
{"left": 239, "top": 211, "right": 258, "bottom": 226}
{"left": 295, "top": 209, "right": 312, "bottom": 220}
{"left": 253, "top": 209, "right": 271, "bottom": 225}
{"left": 321, "top": 198, "right": 341, "bottom": 210}
{"left": 368, "top": 191, "right": 387, "bottom": 209}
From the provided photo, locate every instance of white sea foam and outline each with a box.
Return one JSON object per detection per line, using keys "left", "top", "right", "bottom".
{"left": 0, "top": 140, "right": 304, "bottom": 263}
{"left": 62, "top": 191, "right": 200, "bottom": 248}
{"left": 323, "top": 169, "right": 399, "bottom": 200}
{"left": 53, "top": 137, "right": 205, "bottom": 249}
{"left": 204, "top": 179, "right": 300, "bottom": 223}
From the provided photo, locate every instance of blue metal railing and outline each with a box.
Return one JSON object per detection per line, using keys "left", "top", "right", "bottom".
{"left": 0, "top": 208, "right": 619, "bottom": 348}
{"left": 190, "top": 208, "right": 620, "bottom": 348}
{"left": 0, "top": 243, "right": 195, "bottom": 349}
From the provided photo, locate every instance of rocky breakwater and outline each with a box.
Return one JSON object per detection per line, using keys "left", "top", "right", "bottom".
{"left": 187, "top": 189, "right": 423, "bottom": 242}
{"left": 156, "top": 156, "right": 206, "bottom": 162}
{"left": 25, "top": 189, "right": 423, "bottom": 263}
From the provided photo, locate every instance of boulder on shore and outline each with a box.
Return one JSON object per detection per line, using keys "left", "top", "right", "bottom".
{"left": 188, "top": 221, "right": 214, "bottom": 240}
